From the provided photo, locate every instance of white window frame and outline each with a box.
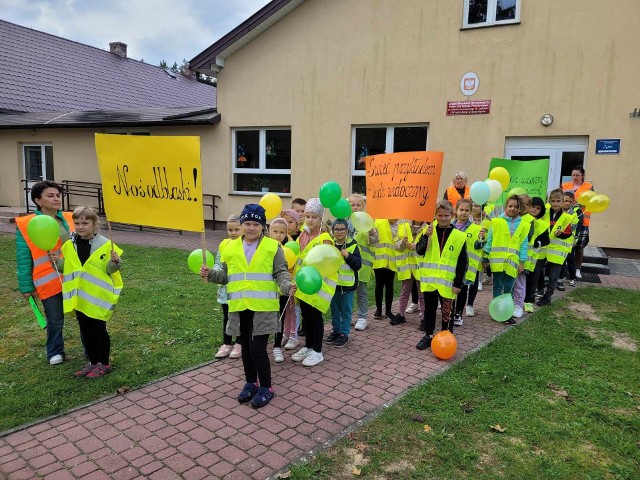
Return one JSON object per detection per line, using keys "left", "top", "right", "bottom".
{"left": 462, "top": 0, "right": 521, "bottom": 29}
{"left": 350, "top": 124, "right": 429, "bottom": 190}
{"left": 231, "top": 127, "right": 292, "bottom": 194}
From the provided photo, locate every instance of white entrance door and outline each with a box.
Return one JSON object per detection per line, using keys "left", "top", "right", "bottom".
{"left": 22, "top": 145, "right": 54, "bottom": 208}
{"left": 504, "top": 137, "right": 588, "bottom": 194}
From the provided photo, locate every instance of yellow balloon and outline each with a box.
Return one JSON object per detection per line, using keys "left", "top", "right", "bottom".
{"left": 259, "top": 193, "right": 283, "bottom": 221}
{"left": 303, "top": 244, "right": 342, "bottom": 278}
{"left": 283, "top": 246, "right": 297, "bottom": 269}
{"left": 489, "top": 167, "right": 510, "bottom": 191}
{"left": 586, "top": 194, "right": 610, "bottom": 213}
{"left": 577, "top": 190, "right": 596, "bottom": 206}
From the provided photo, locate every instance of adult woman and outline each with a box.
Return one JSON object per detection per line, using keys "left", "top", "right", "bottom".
{"left": 443, "top": 171, "right": 470, "bottom": 206}
{"left": 561, "top": 166, "right": 593, "bottom": 278}
{"left": 15, "top": 180, "right": 74, "bottom": 365}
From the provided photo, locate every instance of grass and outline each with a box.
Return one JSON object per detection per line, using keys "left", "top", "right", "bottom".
{"left": 0, "top": 232, "right": 221, "bottom": 432}
{"left": 289, "top": 286, "right": 640, "bottom": 479}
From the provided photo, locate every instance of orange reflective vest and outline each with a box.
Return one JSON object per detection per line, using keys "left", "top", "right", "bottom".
{"left": 562, "top": 181, "right": 593, "bottom": 227}
{"left": 446, "top": 186, "right": 470, "bottom": 207}
{"left": 16, "top": 212, "right": 75, "bottom": 300}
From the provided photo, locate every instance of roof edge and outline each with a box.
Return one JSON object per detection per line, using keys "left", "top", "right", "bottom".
{"left": 0, "top": 114, "right": 221, "bottom": 130}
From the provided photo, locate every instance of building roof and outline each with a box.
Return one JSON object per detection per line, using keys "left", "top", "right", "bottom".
{"left": 0, "top": 106, "right": 220, "bottom": 130}
{"left": 189, "top": 0, "right": 306, "bottom": 75}
{"left": 0, "top": 19, "right": 216, "bottom": 114}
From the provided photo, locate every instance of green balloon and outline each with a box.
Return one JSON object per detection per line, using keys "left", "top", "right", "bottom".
{"left": 319, "top": 181, "right": 342, "bottom": 208}
{"left": 296, "top": 266, "right": 322, "bottom": 295}
{"left": 27, "top": 215, "right": 60, "bottom": 250}
{"left": 488, "top": 294, "right": 515, "bottom": 322}
{"left": 330, "top": 198, "right": 352, "bottom": 219}
{"left": 187, "top": 249, "right": 214, "bottom": 274}
{"left": 508, "top": 187, "right": 526, "bottom": 197}
{"left": 284, "top": 241, "right": 300, "bottom": 255}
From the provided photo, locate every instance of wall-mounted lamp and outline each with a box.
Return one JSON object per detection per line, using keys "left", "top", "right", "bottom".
{"left": 540, "top": 114, "right": 554, "bottom": 126}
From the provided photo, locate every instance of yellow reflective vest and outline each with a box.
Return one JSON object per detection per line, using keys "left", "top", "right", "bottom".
{"left": 222, "top": 237, "right": 280, "bottom": 312}
{"left": 336, "top": 241, "right": 359, "bottom": 287}
{"left": 525, "top": 218, "right": 550, "bottom": 271}
{"left": 488, "top": 217, "right": 529, "bottom": 278}
{"left": 395, "top": 221, "right": 415, "bottom": 281}
{"left": 354, "top": 231, "right": 373, "bottom": 283}
{"left": 372, "top": 219, "right": 396, "bottom": 271}
{"left": 458, "top": 222, "right": 482, "bottom": 283}
{"left": 295, "top": 232, "right": 337, "bottom": 313}
{"left": 546, "top": 212, "right": 574, "bottom": 265}
{"left": 419, "top": 228, "right": 466, "bottom": 299}
{"left": 61, "top": 240, "right": 123, "bottom": 321}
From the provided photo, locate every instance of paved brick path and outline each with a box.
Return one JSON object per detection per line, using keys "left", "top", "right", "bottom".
{"left": 2, "top": 225, "right": 639, "bottom": 479}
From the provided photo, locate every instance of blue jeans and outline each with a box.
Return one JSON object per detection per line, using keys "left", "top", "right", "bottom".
{"left": 330, "top": 289, "right": 355, "bottom": 336}
{"left": 42, "top": 293, "right": 65, "bottom": 359}
{"left": 356, "top": 281, "right": 368, "bottom": 318}
{"left": 492, "top": 271, "right": 517, "bottom": 298}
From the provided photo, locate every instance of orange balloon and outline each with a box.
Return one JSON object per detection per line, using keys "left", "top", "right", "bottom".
{"left": 431, "top": 331, "right": 457, "bottom": 360}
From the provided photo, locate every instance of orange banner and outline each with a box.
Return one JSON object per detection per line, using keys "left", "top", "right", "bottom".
{"left": 365, "top": 151, "right": 444, "bottom": 222}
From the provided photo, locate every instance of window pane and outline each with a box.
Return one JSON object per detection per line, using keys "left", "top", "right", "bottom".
{"left": 496, "top": 0, "right": 517, "bottom": 21}
{"left": 351, "top": 176, "right": 366, "bottom": 195}
{"left": 467, "top": 0, "right": 488, "bottom": 24}
{"left": 235, "top": 130, "right": 259, "bottom": 169}
{"left": 265, "top": 130, "right": 291, "bottom": 169}
{"left": 24, "top": 146, "right": 43, "bottom": 180}
{"left": 393, "top": 126, "right": 428, "bottom": 153}
{"left": 45, "top": 146, "right": 54, "bottom": 180}
{"left": 354, "top": 127, "right": 386, "bottom": 171}
{"left": 235, "top": 173, "right": 291, "bottom": 194}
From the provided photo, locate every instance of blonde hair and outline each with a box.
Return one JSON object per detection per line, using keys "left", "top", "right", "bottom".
{"left": 269, "top": 218, "right": 288, "bottom": 231}
{"left": 435, "top": 199, "right": 454, "bottom": 214}
{"left": 227, "top": 214, "right": 241, "bottom": 223}
{"left": 548, "top": 188, "right": 564, "bottom": 201}
{"left": 72, "top": 206, "right": 99, "bottom": 232}
{"left": 348, "top": 193, "right": 366, "bottom": 204}
{"left": 455, "top": 198, "right": 473, "bottom": 210}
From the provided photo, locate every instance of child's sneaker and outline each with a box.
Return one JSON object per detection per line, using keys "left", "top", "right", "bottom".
{"left": 215, "top": 344, "right": 233, "bottom": 359}
{"left": 229, "top": 343, "right": 242, "bottom": 359}
{"left": 465, "top": 305, "right": 475, "bottom": 317}
{"left": 292, "top": 347, "right": 311, "bottom": 362}
{"left": 390, "top": 314, "right": 406, "bottom": 326}
{"left": 477, "top": 281, "right": 483, "bottom": 291}
{"left": 569, "top": 279, "right": 577, "bottom": 287}
{"left": 513, "top": 306, "right": 524, "bottom": 318}
{"left": 556, "top": 281, "right": 565, "bottom": 291}
{"left": 302, "top": 350, "right": 324, "bottom": 367}
{"left": 284, "top": 337, "right": 299, "bottom": 350}
{"left": 49, "top": 354, "right": 63, "bottom": 366}
{"left": 575, "top": 269, "right": 582, "bottom": 279}
{"left": 416, "top": 335, "right": 433, "bottom": 350}
{"left": 506, "top": 318, "right": 517, "bottom": 325}
{"left": 536, "top": 295, "right": 551, "bottom": 307}
{"left": 354, "top": 318, "right": 368, "bottom": 331}
{"left": 74, "top": 363, "right": 96, "bottom": 377}
{"left": 405, "top": 302, "right": 418, "bottom": 314}
{"left": 373, "top": 310, "right": 382, "bottom": 319}
{"left": 326, "top": 332, "right": 340, "bottom": 344}
{"left": 453, "top": 314, "right": 463, "bottom": 326}
{"left": 524, "top": 302, "right": 534, "bottom": 313}
{"left": 272, "top": 347, "right": 284, "bottom": 363}
{"left": 237, "top": 382, "right": 259, "bottom": 403}
{"left": 251, "top": 387, "right": 275, "bottom": 408}
{"left": 333, "top": 335, "right": 348, "bottom": 348}
{"left": 86, "top": 363, "right": 112, "bottom": 379}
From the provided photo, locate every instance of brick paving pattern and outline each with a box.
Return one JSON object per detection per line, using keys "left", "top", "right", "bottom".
{"left": 2, "top": 225, "right": 639, "bottom": 479}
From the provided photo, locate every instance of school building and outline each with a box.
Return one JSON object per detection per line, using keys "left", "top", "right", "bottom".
{"left": 188, "top": 0, "right": 637, "bottom": 250}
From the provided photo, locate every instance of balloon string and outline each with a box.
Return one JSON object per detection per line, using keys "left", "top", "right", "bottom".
{"left": 279, "top": 294, "right": 292, "bottom": 324}
{"left": 49, "top": 249, "right": 63, "bottom": 285}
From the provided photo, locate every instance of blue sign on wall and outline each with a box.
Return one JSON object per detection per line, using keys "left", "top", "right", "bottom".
{"left": 595, "top": 139, "right": 621, "bottom": 154}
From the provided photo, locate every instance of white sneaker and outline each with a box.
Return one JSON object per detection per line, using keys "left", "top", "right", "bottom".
{"left": 466, "top": 305, "right": 475, "bottom": 317}
{"left": 575, "top": 269, "right": 582, "bottom": 279}
{"left": 291, "top": 347, "right": 311, "bottom": 362}
{"left": 405, "top": 302, "right": 418, "bottom": 314}
{"left": 477, "top": 282, "right": 483, "bottom": 291}
{"left": 272, "top": 347, "right": 284, "bottom": 363}
{"left": 513, "top": 306, "right": 524, "bottom": 318}
{"left": 229, "top": 343, "right": 242, "bottom": 359}
{"left": 453, "top": 314, "right": 463, "bottom": 326}
{"left": 49, "top": 354, "right": 63, "bottom": 365}
{"left": 284, "top": 337, "right": 299, "bottom": 350}
{"left": 301, "top": 350, "right": 324, "bottom": 367}
{"left": 355, "top": 318, "right": 368, "bottom": 331}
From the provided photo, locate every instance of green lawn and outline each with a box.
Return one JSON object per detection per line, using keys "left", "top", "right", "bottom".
{"left": 0, "top": 233, "right": 221, "bottom": 432}
{"left": 289, "top": 286, "right": 640, "bottom": 479}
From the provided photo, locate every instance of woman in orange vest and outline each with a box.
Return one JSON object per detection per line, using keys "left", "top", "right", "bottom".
{"left": 443, "top": 171, "right": 471, "bottom": 206}
{"left": 16, "top": 180, "right": 74, "bottom": 366}
{"left": 561, "top": 166, "right": 593, "bottom": 279}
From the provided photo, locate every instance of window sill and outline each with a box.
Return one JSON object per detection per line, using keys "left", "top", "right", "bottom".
{"left": 460, "top": 21, "right": 521, "bottom": 31}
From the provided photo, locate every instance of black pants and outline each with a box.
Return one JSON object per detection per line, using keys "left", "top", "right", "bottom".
{"left": 221, "top": 304, "right": 239, "bottom": 345}
{"left": 374, "top": 268, "right": 395, "bottom": 314}
{"left": 455, "top": 273, "right": 479, "bottom": 315}
{"left": 526, "top": 261, "right": 545, "bottom": 303}
{"left": 273, "top": 295, "right": 288, "bottom": 348}
{"left": 411, "top": 280, "right": 419, "bottom": 304}
{"left": 545, "top": 262, "right": 563, "bottom": 297}
{"left": 77, "top": 311, "right": 110, "bottom": 365}
{"left": 238, "top": 310, "right": 271, "bottom": 388}
{"left": 423, "top": 290, "right": 454, "bottom": 336}
{"left": 300, "top": 300, "right": 324, "bottom": 353}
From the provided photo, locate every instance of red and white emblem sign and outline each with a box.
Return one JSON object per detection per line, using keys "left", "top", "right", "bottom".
{"left": 460, "top": 72, "right": 479, "bottom": 96}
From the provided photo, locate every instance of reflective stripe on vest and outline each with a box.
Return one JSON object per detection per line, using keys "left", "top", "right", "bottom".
{"left": 488, "top": 218, "right": 528, "bottom": 278}
{"left": 419, "top": 228, "right": 466, "bottom": 299}
{"left": 372, "top": 219, "right": 396, "bottom": 270}
{"left": 337, "top": 242, "right": 358, "bottom": 287}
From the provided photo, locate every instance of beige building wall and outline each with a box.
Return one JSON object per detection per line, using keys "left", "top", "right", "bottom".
{"left": 208, "top": 0, "right": 638, "bottom": 249}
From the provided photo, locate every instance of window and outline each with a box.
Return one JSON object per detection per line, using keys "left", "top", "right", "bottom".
{"left": 463, "top": 0, "right": 520, "bottom": 28}
{"left": 351, "top": 125, "right": 428, "bottom": 193}
{"left": 23, "top": 144, "right": 54, "bottom": 181}
{"left": 232, "top": 128, "right": 291, "bottom": 194}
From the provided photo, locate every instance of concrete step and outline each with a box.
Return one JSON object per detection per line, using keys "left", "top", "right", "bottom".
{"left": 583, "top": 246, "right": 608, "bottom": 266}
{"left": 581, "top": 262, "right": 610, "bottom": 275}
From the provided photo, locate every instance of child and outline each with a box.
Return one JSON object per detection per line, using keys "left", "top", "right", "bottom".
{"left": 415, "top": 200, "right": 467, "bottom": 350}
{"left": 524, "top": 197, "right": 550, "bottom": 311}
{"left": 292, "top": 198, "right": 336, "bottom": 367}
{"left": 471, "top": 202, "right": 491, "bottom": 290}
{"left": 281, "top": 208, "right": 301, "bottom": 241}
{"left": 405, "top": 220, "right": 425, "bottom": 316}
{"left": 483, "top": 195, "right": 529, "bottom": 325}
{"left": 372, "top": 218, "right": 399, "bottom": 321}
{"left": 291, "top": 198, "right": 307, "bottom": 218}
{"left": 269, "top": 217, "right": 295, "bottom": 363}
{"left": 214, "top": 215, "right": 243, "bottom": 359}
{"left": 452, "top": 199, "right": 482, "bottom": 325}
{"left": 560, "top": 191, "right": 584, "bottom": 288}
{"left": 536, "top": 189, "right": 575, "bottom": 306}
{"left": 201, "top": 204, "right": 294, "bottom": 409}
{"left": 50, "top": 206, "right": 122, "bottom": 378}
{"left": 392, "top": 220, "right": 425, "bottom": 326}
{"left": 327, "top": 219, "right": 361, "bottom": 347}
{"left": 511, "top": 195, "right": 534, "bottom": 318}
{"left": 347, "top": 194, "right": 378, "bottom": 330}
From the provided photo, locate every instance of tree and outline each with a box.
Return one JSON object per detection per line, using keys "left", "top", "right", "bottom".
{"left": 159, "top": 59, "right": 189, "bottom": 75}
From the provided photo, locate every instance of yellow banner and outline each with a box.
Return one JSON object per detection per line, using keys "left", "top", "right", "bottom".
{"left": 95, "top": 134, "right": 204, "bottom": 232}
